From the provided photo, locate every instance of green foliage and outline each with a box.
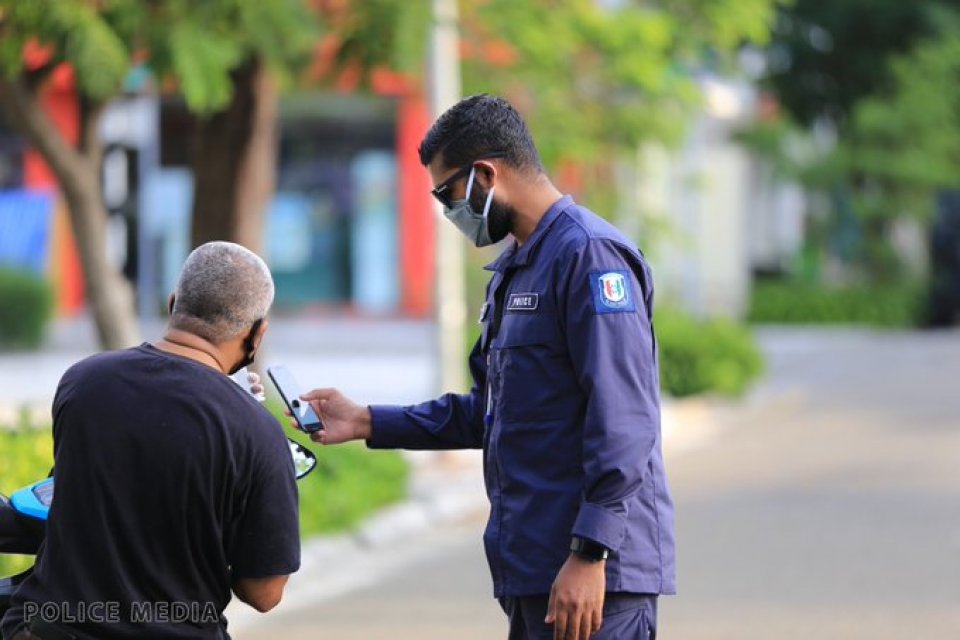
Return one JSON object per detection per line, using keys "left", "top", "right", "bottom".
{"left": 461, "top": 0, "right": 781, "bottom": 171}
{"left": 762, "top": 0, "right": 948, "bottom": 128}
{"left": 747, "top": 280, "right": 927, "bottom": 327}
{"left": 655, "top": 307, "right": 764, "bottom": 398}
{"left": 0, "top": 426, "right": 52, "bottom": 578}
{"left": 838, "top": 17, "right": 960, "bottom": 219}
{"left": 0, "top": 0, "right": 321, "bottom": 112}
{"left": 751, "top": 3, "right": 960, "bottom": 287}
{"left": 747, "top": 9, "right": 960, "bottom": 285}
{"left": 0, "top": 268, "right": 53, "bottom": 350}
{"left": 0, "top": 0, "right": 129, "bottom": 100}
{"left": 327, "top": 0, "right": 431, "bottom": 80}
{"left": 264, "top": 399, "right": 409, "bottom": 537}
{"left": 167, "top": 22, "right": 244, "bottom": 113}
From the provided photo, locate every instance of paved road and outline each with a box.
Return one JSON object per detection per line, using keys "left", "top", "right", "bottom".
{"left": 662, "top": 328, "right": 960, "bottom": 638}
{"left": 234, "top": 328, "right": 960, "bottom": 639}
{"left": 236, "top": 514, "right": 505, "bottom": 640}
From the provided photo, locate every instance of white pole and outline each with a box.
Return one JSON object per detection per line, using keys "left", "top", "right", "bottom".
{"left": 429, "top": 0, "right": 466, "bottom": 395}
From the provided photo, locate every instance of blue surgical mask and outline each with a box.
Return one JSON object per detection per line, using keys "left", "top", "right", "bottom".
{"left": 444, "top": 167, "right": 496, "bottom": 248}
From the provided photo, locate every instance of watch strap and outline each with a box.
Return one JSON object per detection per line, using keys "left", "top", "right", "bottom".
{"left": 570, "top": 535, "right": 609, "bottom": 562}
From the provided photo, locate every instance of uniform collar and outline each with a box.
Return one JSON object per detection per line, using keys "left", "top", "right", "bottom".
{"left": 484, "top": 195, "right": 573, "bottom": 272}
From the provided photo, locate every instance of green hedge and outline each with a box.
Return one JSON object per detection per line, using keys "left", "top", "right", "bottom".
{"left": 0, "top": 268, "right": 54, "bottom": 350}
{"left": 655, "top": 308, "right": 764, "bottom": 398}
{"left": 748, "top": 280, "right": 926, "bottom": 327}
{"left": 267, "top": 400, "right": 410, "bottom": 536}
{"left": 0, "top": 427, "right": 52, "bottom": 577}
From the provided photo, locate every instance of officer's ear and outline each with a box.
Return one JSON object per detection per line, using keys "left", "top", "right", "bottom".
{"left": 473, "top": 159, "right": 498, "bottom": 189}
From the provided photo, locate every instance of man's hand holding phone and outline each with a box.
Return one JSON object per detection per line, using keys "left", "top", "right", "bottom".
{"left": 267, "top": 366, "right": 371, "bottom": 444}
{"left": 267, "top": 366, "right": 325, "bottom": 433}
{"left": 297, "top": 388, "right": 371, "bottom": 445}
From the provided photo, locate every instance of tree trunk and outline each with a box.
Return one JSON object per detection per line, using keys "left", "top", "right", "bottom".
{"left": 190, "top": 56, "right": 278, "bottom": 255}
{"left": 0, "top": 73, "right": 139, "bottom": 351}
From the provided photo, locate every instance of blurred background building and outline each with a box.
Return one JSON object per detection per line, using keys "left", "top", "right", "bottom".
{"left": 0, "top": 75, "right": 435, "bottom": 319}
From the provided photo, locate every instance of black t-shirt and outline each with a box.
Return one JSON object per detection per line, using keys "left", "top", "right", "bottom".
{"left": 1, "top": 344, "right": 300, "bottom": 640}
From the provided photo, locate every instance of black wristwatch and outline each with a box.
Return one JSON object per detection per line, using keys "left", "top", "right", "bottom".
{"left": 570, "top": 536, "right": 609, "bottom": 562}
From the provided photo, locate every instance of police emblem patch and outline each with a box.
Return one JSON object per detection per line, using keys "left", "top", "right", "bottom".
{"left": 590, "top": 270, "right": 636, "bottom": 314}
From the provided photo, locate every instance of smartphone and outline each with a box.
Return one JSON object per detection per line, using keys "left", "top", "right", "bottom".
{"left": 267, "top": 366, "right": 325, "bottom": 433}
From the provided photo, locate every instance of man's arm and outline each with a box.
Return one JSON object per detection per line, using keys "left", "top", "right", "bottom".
{"left": 563, "top": 239, "right": 659, "bottom": 552}
{"left": 228, "top": 422, "right": 301, "bottom": 612}
{"left": 547, "top": 238, "right": 660, "bottom": 640}
{"left": 232, "top": 575, "right": 289, "bottom": 613}
{"left": 300, "top": 338, "right": 489, "bottom": 450}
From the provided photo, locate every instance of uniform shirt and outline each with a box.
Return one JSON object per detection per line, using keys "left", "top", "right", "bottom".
{"left": 1, "top": 345, "right": 300, "bottom": 640}
{"left": 370, "top": 196, "right": 676, "bottom": 597}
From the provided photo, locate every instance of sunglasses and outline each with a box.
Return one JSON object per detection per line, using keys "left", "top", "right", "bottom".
{"left": 430, "top": 154, "right": 505, "bottom": 208}
{"left": 430, "top": 164, "right": 473, "bottom": 209}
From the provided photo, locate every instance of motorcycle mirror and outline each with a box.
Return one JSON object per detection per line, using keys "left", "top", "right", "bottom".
{"left": 288, "top": 439, "right": 317, "bottom": 480}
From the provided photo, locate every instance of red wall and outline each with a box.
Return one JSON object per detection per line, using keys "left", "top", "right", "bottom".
{"left": 371, "top": 70, "right": 435, "bottom": 318}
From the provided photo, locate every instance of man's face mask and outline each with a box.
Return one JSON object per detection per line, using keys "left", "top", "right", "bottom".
{"left": 230, "top": 318, "right": 263, "bottom": 375}
{"left": 444, "top": 167, "right": 497, "bottom": 248}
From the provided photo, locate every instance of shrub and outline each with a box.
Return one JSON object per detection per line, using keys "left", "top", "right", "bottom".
{"left": 0, "top": 426, "right": 52, "bottom": 577}
{"left": 655, "top": 308, "right": 764, "bottom": 398}
{"left": 0, "top": 268, "right": 54, "bottom": 350}
{"left": 265, "top": 399, "right": 409, "bottom": 537}
{"left": 747, "top": 280, "right": 926, "bottom": 327}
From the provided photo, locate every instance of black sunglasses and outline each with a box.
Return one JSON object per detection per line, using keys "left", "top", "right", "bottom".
{"left": 430, "top": 154, "right": 505, "bottom": 208}
{"left": 430, "top": 164, "right": 474, "bottom": 209}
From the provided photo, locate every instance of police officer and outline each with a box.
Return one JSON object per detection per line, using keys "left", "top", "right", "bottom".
{"left": 302, "top": 95, "right": 675, "bottom": 640}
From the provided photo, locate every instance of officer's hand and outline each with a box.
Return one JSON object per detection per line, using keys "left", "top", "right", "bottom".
{"left": 545, "top": 554, "right": 605, "bottom": 640}
{"left": 298, "top": 388, "right": 371, "bottom": 445}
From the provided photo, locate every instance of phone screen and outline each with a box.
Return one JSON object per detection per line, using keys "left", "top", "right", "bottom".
{"left": 267, "top": 366, "right": 325, "bottom": 433}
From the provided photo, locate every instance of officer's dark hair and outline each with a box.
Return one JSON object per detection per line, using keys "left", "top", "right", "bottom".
{"left": 418, "top": 94, "right": 543, "bottom": 173}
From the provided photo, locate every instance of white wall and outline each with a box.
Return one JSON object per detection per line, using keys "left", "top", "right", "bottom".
{"left": 623, "top": 76, "right": 806, "bottom": 319}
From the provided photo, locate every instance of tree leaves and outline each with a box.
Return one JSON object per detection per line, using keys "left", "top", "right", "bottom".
{"left": 461, "top": 0, "right": 779, "bottom": 170}
{"left": 0, "top": 0, "right": 128, "bottom": 100}
{"left": 169, "top": 22, "right": 243, "bottom": 113}
{"left": 0, "top": 0, "right": 321, "bottom": 114}
{"left": 57, "top": 3, "right": 129, "bottom": 100}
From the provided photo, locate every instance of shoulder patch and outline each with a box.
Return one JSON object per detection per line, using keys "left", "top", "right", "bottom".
{"left": 590, "top": 270, "right": 636, "bottom": 314}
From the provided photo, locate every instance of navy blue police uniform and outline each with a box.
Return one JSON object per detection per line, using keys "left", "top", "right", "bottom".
{"left": 369, "top": 196, "right": 675, "bottom": 638}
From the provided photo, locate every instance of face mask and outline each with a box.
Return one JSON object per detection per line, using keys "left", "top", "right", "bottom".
{"left": 229, "top": 319, "right": 262, "bottom": 375}
{"left": 444, "top": 167, "right": 496, "bottom": 248}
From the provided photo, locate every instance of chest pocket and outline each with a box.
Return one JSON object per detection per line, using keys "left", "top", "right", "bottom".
{"left": 494, "top": 311, "right": 577, "bottom": 424}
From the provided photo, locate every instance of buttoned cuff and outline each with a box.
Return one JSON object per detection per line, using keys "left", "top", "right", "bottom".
{"left": 571, "top": 502, "right": 628, "bottom": 552}
{"left": 366, "top": 404, "right": 410, "bottom": 449}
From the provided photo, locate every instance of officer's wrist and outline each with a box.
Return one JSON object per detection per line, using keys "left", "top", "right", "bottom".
{"left": 355, "top": 406, "right": 373, "bottom": 440}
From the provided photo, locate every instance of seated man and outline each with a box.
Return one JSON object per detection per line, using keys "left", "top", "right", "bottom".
{"left": 1, "top": 242, "right": 300, "bottom": 640}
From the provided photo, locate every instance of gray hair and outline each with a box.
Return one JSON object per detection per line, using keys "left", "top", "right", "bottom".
{"left": 170, "top": 241, "right": 274, "bottom": 344}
